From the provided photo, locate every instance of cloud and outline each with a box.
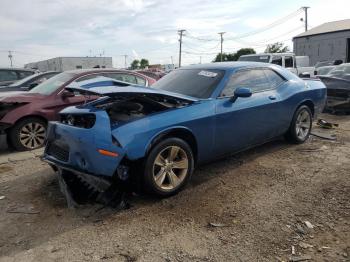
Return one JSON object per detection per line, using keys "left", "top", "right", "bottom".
{"left": 0, "top": 0, "right": 349, "bottom": 67}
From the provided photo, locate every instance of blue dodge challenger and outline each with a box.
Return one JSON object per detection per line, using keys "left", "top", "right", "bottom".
{"left": 43, "top": 62, "right": 326, "bottom": 200}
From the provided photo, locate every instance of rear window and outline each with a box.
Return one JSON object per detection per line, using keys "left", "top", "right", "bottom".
{"left": 238, "top": 55, "right": 270, "bottom": 63}
{"left": 152, "top": 69, "right": 224, "bottom": 98}
{"left": 0, "top": 70, "right": 18, "bottom": 81}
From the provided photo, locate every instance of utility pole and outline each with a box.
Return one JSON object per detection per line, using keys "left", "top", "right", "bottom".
{"left": 8, "top": 51, "right": 13, "bottom": 67}
{"left": 301, "top": 6, "right": 310, "bottom": 32}
{"left": 218, "top": 32, "right": 226, "bottom": 62}
{"left": 178, "top": 29, "right": 186, "bottom": 68}
{"left": 123, "top": 55, "right": 128, "bottom": 69}
{"left": 199, "top": 56, "right": 202, "bottom": 64}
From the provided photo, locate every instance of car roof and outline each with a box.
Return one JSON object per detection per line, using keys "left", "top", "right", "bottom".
{"left": 64, "top": 68, "right": 152, "bottom": 78}
{"left": 180, "top": 61, "right": 274, "bottom": 71}
{"left": 0, "top": 67, "right": 36, "bottom": 72}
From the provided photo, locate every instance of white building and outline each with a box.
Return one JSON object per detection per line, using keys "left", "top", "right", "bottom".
{"left": 293, "top": 19, "right": 350, "bottom": 65}
{"left": 25, "top": 57, "right": 113, "bottom": 71}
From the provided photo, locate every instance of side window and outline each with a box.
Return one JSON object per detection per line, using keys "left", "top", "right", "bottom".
{"left": 285, "top": 56, "right": 294, "bottom": 68}
{"left": 263, "top": 69, "right": 285, "bottom": 89}
{"left": 136, "top": 76, "right": 146, "bottom": 86}
{"left": 106, "top": 73, "right": 137, "bottom": 84}
{"left": 75, "top": 74, "right": 102, "bottom": 82}
{"left": 18, "top": 71, "right": 33, "bottom": 79}
{"left": 0, "top": 71, "right": 18, "bottom": 81}
{"left": 271, "top": 56, "right": 282, "bottom": 66}
{"left": 221, "top": 69, "right": 270, "bottom": 96}
{"left": 122, "top": 74, "right": 137, "bottom": 84}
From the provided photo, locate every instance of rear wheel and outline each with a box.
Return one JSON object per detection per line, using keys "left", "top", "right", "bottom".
{"left": 285, "top": 105, "right": 312, "bottom": 144}
{"left": 9, "top": 117, "right": 47, "bottom": 151}
{"left": 143, "top": 138, "right": 194, "bottom": 197}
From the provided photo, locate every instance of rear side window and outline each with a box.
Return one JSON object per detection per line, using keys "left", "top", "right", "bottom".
{"left": 104, "top": 73, "right": 137, "bottom": 84}
{"left": 222, "top": 69, "right": 270, "bottom": 96}
{"left": 271, "top": 56, "right": 282, "bottom": 66}
{"left": 285, "top": 56, "right": 294, "bottom": 68}
{"left": 263, "top": 69, "right": 285, "bottom": 89}
{"left": 18, "top": 71, "right": 33, "bottom": 79}
{"left": 0, "top": 70, "right": 18, "bottom": 81}
{"left": 136, "top": 76, "right": 146, "bottom": 86}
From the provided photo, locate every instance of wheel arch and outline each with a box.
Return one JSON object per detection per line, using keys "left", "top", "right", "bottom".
{"left": 145, "top": 127, "right": 198, "bottom": 164}
{"left": 297, "top": 100, "right": 315, "bottom": 117}
{"left": 12, "top": 114, "right": 48, "bottom": 128}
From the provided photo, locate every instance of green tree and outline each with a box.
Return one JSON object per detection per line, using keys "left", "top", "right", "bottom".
{"left": 213, "top": 48, "right": 256, "bottom": 62}
{"left": 140, "top": 58, "right": 149, "bottom": 69}
{"left": 264, "top": 42, "right": 290, "bottom": 53}
{"left": 232, "top": 48, "right": 256, "bottom": 60}
{"left": 131, "top": 59, "right": 140, "bottom": 69}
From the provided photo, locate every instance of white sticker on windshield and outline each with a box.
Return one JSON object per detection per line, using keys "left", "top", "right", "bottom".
{"left": 259, "top": 56, "right": 269, "bottom": 60}
{"left": 198, "top": 70, "right": 218, "bottom": 78}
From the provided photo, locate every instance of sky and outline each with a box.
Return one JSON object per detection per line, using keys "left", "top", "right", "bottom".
{"left": 0, "top": 0, "right": 349, "bottom": 68}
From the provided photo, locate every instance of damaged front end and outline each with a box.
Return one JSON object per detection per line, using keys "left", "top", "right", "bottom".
{"left": 43, "top": 81, "right": 197, "bottom": 208}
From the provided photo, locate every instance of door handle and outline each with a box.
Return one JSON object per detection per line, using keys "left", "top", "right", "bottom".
{"left": 268, "top": 95, "right": 276, "bottom": 100}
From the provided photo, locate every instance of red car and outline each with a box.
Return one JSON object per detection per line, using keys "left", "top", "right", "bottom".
{"left": 0, "top": 69, "right": 156, "bottom": 151}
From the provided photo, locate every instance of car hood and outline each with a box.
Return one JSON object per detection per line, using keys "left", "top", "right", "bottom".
{"left": 66, "top": 77, "right": 199, "bottom": 102}
{"left": 0, "top": 92, "right": 46, "bottom": 103}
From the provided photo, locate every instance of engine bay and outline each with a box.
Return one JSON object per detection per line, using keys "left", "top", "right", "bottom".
{"left": 95, "top": 95, "right": 189, "bottom": 123}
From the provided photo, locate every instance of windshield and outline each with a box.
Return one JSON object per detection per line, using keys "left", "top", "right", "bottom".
{"left": 152, "top": 69, "right": 224, "bottom": 98}
{"left": 29, "top": 72, "right": 76, "bottom": 95}
{"left": 238, "top": 55, "right": 270, "bottom": 63}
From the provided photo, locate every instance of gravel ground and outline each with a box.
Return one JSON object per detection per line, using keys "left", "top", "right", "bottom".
{"left": 0, "top": 113, "right": 349, "bottom": 262}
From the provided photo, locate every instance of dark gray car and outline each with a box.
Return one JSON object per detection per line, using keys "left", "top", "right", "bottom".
{"left": 0, "top": 71, "right": 60, "bottom": 92}
{"left": 0, "top": 68, "right": 36, "bottom": 86}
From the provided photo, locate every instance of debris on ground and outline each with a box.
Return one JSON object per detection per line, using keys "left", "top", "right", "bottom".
{"left": 304, "top": 221, "right": 314, "bottom": 229}
{"left": 0, "top": 195, "right": 5, "bottom": 200}
{"left": 298, "top": 242, "right": 314, "bottom": 249}
{"left": 310, "top": 130, "right": 337, "bottom": 140}
{"left": 7, "top": 205, "right": 40, "bottom": 214}
{"left": 289, "top": 255, "right": 312, "bottom": 262}
{"left": 317, "top": 119, "right": 339, "bottom": 129}
{"left": 208, "top": 222, "right": 226, "bottom": 227}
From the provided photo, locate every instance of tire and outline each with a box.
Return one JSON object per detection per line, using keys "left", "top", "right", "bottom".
{"left": 285, "top": 105, "right": 312, "bottom": 144}
{"left": 9, "top": 117, "right": 47, "bottom": 151}
{"left": 143, "top": 137, "right": 194, "bottom": 197}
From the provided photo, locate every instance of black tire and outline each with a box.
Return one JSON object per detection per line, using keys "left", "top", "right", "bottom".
{"left": 285, "top": 105, "right": 312, "bottom": 144}
{"left": 9, "top": 117, "right": 47, "bottom": 151}
{"left": 143, "top": 137, "right": 194, "bottom": 197}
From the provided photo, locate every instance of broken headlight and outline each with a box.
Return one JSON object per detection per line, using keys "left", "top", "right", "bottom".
{"left": 60, "top": 114, "right": 96, "bottom": 129}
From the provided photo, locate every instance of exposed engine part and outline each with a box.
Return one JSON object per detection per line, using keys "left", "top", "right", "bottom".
{"left": 94, "top": 96, "right": 188, "bottom": 123}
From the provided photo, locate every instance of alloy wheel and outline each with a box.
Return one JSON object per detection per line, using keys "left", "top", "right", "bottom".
{"left": 295, "top": 109, "right": 311, "bottom": 140}
{"left": 152, "top": 146, "right": 189, "bottom": 191}
{"left": 19, "top": 122, "right": 46, "bottom": 149}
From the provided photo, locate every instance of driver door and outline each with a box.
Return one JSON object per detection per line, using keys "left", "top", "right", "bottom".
{"left": 214, "top": 68, "right": 285, "bottom": 156}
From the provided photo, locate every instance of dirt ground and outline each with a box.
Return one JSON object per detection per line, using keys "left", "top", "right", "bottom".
{"left": 0, "top": 113, "right": 349, "bottom": 262}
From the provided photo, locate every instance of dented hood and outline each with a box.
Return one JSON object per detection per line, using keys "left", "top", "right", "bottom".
{"left": 66, "top": 77, "right": 199, "bottom": 102}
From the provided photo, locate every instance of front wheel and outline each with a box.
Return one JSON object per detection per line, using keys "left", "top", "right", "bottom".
{"left": 9, "top": 117, "right": 47, "bottom": 151}
{"left": 143, "top": 138, "right": 194, "bottom": 197}
{"left": 285, "top": 105, "right": 312, "bottom": 144}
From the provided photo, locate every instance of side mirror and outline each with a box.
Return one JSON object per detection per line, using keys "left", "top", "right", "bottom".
{"left": 230, "top": 87, "right": 252, "bottom": 102}
{"left": 61, "top": 90, "right": 75, "bottom": 98}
